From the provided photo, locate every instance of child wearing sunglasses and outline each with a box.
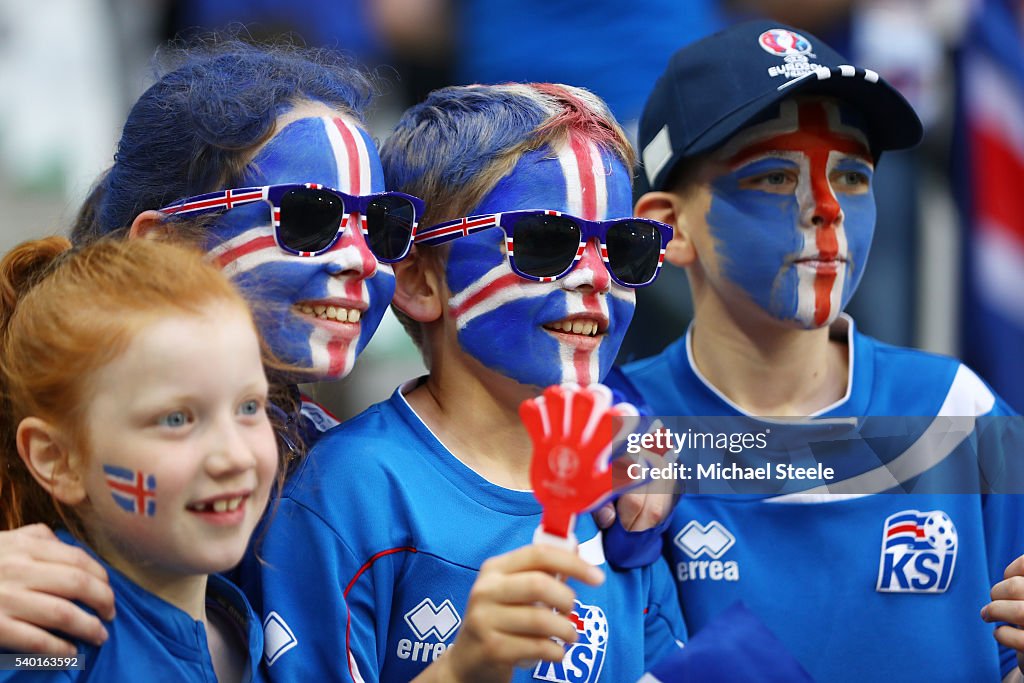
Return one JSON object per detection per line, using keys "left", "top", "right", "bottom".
{"left": 237, "top": 82, "right": 688, "bottom": 683}
{"left": 0, "top": 36, "right": 409, "bottom": 655}
{"left": 0, "top": 237, "right": 280, "bottom": 681}
{"left": 609, "top": 20, "right": 1024, "bottom": 682}
{"left": 0, "top": 39, "right": 628, "bottom": 682}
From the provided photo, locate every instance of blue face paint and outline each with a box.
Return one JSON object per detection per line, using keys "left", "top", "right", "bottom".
{"left": 205, "top": 114, "right": 394, "bottom": 380}
{"left": 446, "top": 139, "right": 636, "bottom": 388}
{"left": 706, "top": 99, "right": 876, "bottom": 328}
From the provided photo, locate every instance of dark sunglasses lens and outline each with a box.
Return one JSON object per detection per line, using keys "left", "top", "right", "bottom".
{"left": 279, "top": 189, "right": 345, "bottom": 253}
{"left": 365, "top": 196, "right": 416, "bottom": 261}
{"left": 605, "top": 221, "right": 662, "bottom": 285}
{"left": 511, "top": 214, "right": 581, "bottom": 278}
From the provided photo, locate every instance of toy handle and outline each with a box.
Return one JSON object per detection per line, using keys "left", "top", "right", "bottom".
{"left": 532, "top": 525, "right": 578, "bottom": 552}
{"left": 515, "top": 525, "right": 581, "bottom": 670}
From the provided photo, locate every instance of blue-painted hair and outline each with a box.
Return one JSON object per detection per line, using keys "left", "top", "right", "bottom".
{"left": 89, "top": 36, "right": 374, "bottom": 242}
{"left": 381, "top": 83, "right": 634, "bottom": 227}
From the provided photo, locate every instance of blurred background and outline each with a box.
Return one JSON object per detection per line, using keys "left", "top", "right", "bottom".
{"left": 1, "top": 0, "right": 1021, "bottom": 417}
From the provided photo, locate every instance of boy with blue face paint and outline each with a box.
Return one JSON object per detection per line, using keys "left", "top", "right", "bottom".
{"left": 613, "top": 19, "right": 1024, "bottom": 682}
{"left": 245, "top": 83, "right": 688, "bottom": 683}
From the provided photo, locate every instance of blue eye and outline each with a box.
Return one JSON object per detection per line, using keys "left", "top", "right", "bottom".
{"left": 239, "top": 399, "right": 261, "bottom": 416}
{"left": 159, "top": 411, "right": 189, "bottom": 428}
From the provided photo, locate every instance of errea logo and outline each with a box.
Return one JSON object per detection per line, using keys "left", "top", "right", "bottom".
{"left": 396, "top": 598, "right": 461, "bottom": 663}
{"left": 673, "top": 520, "right": 740, "bottom": 582}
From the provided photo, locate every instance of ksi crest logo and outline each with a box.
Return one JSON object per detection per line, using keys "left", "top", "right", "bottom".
{"left": 877, "top": 510, "right": 957, "bottom": 593}
{"left": 534, "top": 600, "right": 608, "bottom": 682}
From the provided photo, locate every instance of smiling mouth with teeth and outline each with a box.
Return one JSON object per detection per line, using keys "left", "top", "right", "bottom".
{"left": 187, "top": 496, "right": 246, "bottom": 513}
{"left": 543, "top": 319, "right": 602, "bottom": 337}
{"left": 295, "top": 304, "right": 362, "bottom": 323}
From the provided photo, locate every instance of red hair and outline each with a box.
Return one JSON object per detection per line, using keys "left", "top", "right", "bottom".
{"left": 0, "top": 237, "right": 255, "bottom": 532}
{"left": 530, "top": 83, "right": 635, "bottom": 168}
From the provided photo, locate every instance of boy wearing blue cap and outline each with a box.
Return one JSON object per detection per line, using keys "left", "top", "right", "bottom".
{"left": 615, "top": 19, "right": 1024, "bottom": 682}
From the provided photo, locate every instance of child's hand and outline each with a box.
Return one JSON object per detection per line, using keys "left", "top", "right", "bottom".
{"left": 0, "top": 524, "right": 115, "bottom": 654}
{"left": 593, "top": 491, "right": 674, "bottom": 532}
{"left": 982, "top": 553, "right": 1024, "bottom": 676}
{"left": 594, "top": 416, "right": 678, "bottom": 532}
{"left": 419, "top": 545, "right": 604, "bottom": 683}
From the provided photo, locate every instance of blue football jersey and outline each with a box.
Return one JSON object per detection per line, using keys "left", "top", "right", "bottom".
{"left": 615, "top": 316, "right": 1023, "bottom": 682}
{"left": 0, "top": 531, "right": 263, "bottom": 683}
{"left": 237, "top": 381, "right": 688, "bottom": 683}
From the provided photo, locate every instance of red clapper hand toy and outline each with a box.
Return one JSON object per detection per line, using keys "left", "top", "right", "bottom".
{"left": 520, "top": 383, "right": 638, "bottom": 550}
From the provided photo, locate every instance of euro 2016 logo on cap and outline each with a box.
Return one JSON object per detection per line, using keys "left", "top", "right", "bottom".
{"left": 758, "top": 29, "right": 813, "bottom": 56}
{"left": 877, "top": 510, "right": 958, "bottom": 594}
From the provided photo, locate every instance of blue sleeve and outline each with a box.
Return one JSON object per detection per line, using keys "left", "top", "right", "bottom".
{"left": 603, "top": 516, "right": 670, "bottom": 570}
{"left": 603, "top": 366, "right": 651, "bottom": 412}
{"left": 0, "top": 670, "right": 74, "bottom": 682}
{"left": 602, "top": 369, "right": 675, "bottom": 570}
{"left": 642, "top": 557, "right": 688, "bottom": 666}
{"left": 241, "top": 497, "right": 366, "bottom": 682}
{"left": 643, "top": 602, "right": 814, "bottom": 682}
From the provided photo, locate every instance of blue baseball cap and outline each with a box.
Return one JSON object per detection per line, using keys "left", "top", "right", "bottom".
{"left": 638, "top": 20, "right": 924, "bottom": 193}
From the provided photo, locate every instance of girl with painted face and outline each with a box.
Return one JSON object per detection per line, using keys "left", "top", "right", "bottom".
{"left": 0, "top": 38, "right": 420, "bottom": 657}
{"left": 91, "top": 41, "right": 415, "bottom": 386}
{"left": 242, "top": 83, "right": 686, "bottom": 683}
{"left": 0, "top": 237, "right": 279, "bottom": 682}
{"left": 617, "top": 20, "right": 1024, "bottom": 683}
{"left": 0, "top": 45, "right": 611, "bottom": 683}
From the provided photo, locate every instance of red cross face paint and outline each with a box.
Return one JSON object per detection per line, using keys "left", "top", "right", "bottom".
{"left": 705, "top": 98, "right": 876, "bottom": 328}
{"left": 444, "top": 136, "right": 636, "bottom": 388}
{"left": 205, "top": 113, "right": 394, "bottom": 381}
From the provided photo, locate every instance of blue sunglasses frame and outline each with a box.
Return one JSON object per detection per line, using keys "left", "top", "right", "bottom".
{"left": 414, "top": 209, "right": 673, "bottom": 287}
{"left": 159, "top": 183, "right": 426, "bottom": 263}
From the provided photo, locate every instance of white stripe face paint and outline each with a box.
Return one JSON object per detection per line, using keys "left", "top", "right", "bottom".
{"left": 445, "top": 138, "right": 636, "bottom": 388}
{"left": 704, "top": 98, "right": 876, "bottom": 328}
{"left": 205, "top": 114, "right": 394, "bottom": 381}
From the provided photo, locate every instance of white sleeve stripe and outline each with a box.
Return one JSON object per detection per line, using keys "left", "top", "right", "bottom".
{"left": 349, "top": 650, "right": 366, "bottom": 683}
{"left": 768, "top": 365, "right": 995, "bottom": 504}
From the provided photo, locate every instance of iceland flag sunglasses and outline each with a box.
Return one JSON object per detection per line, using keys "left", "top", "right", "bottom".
{"left": 414, "top": 210, "right": 673, "bottom": 287}
{"left": 159, "top": 184, "right": 425, "bottom": 263}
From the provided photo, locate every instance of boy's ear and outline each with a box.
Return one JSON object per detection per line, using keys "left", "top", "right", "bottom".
{"left": 15, "top": 418, "right": 87, "bottom": 505}
{"left": 391, "top": 247, "right": 444, "bottom": 323}
{"left": 129, "top": 210, "right": 174, "bottom": 240}
{"left": 634, "top": 191, "right": 697, "bottom": 268}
